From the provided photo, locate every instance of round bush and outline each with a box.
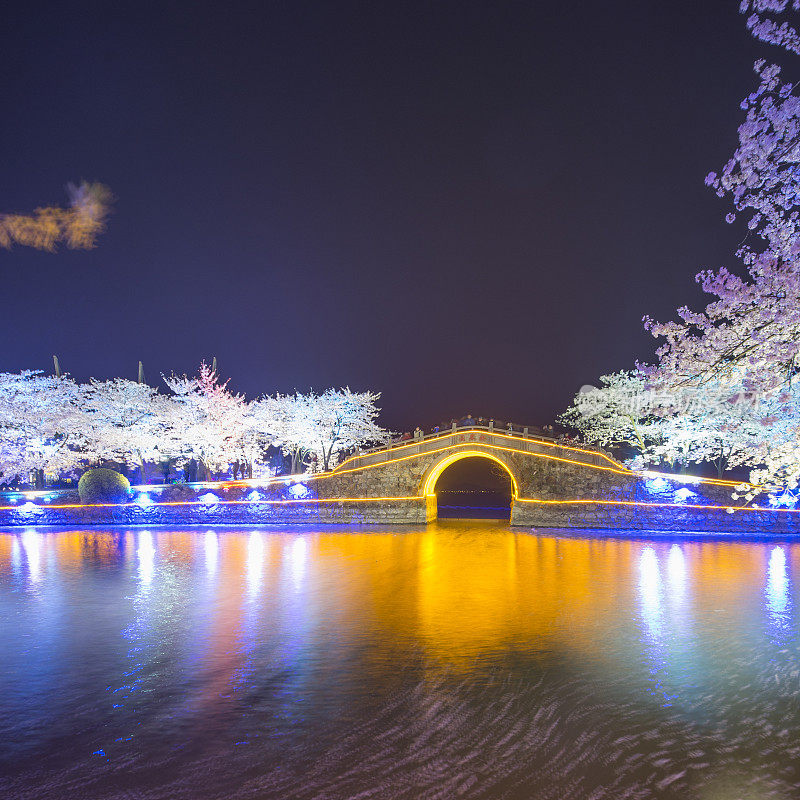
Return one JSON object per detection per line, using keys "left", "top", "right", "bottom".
{"left": 78, "top": 469, "right": 131, "bottom": 504}
{"left": 160, "top": 482, "right": 196, "bottom": 502}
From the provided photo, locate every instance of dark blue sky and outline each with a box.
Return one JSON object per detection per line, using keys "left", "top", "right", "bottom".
{"left": 1, "top": 1, "right": 765, "bottom": 430}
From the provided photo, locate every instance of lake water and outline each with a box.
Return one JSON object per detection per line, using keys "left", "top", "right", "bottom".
{"left": 1, "top": 523, "right": 800, "bottom": 799}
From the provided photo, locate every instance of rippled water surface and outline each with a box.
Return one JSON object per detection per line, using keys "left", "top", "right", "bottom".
{"left": 2, "top": 523, "right": 800, "bottom": 799}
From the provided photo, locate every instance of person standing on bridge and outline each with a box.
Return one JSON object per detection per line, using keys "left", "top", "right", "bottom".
{"left": 413, "top": 426, "right": 423, "bottom": 439}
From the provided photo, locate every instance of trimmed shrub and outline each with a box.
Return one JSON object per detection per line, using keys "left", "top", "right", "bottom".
{"left": 78, "top": 469, "right": 131, "bottom": 504}
{"left": 159, "top": 482, "right": 197, "bottom": 502}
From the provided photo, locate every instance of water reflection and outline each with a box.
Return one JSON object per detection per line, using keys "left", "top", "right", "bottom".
{"left": 21, "top": 528, "right": 41, "bottom": 584}
{"left": 667, "top": 542, "right": 686, "bottom": 590}
{"left": 137, "top": 530, "right": 155, "bottom": 587}
{"left": 205, "top": 530, "right": 218, "bottom": 576}
{"left": 2, "top": 524, "right": 800, "bottom": 799}
{"left": 289, "top": 536, "right": 306, "bottom": 590}
{"left": 246, "top": 530, "right": 263, "bottom": 597}
{"left": 766, "top": 545, "right": 789, "bottom": 627}
{"left": 638, "top": 546, "right": 662, "bottom": 639}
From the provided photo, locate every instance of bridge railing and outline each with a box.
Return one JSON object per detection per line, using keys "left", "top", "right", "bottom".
{"left": 339, "top": 423, "right": 616, "bottom": 469}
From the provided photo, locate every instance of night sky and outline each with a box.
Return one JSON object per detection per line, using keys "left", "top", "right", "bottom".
{"left": 1, "top": 1, "right": 765, "bottom": 432}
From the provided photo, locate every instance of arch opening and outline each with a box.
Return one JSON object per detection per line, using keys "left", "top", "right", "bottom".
{"left": 423, "top": 453, "right": 516, "bottom": 521}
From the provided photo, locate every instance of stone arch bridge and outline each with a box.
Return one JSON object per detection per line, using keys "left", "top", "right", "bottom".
{"left": 294, "top": 427, "right": 800, "bottom": 533}
{"left": 306, "top": 427, "right": 628, "bottom": 525}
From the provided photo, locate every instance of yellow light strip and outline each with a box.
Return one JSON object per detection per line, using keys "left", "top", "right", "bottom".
{"left": 421, "top": 450, "right": 520, "bottom": 498}
{"left": 516, "top": 498, "right": 799, "bottom": 514}
{"left": 2, "top": 440, "right": 763, "bottom": 509}
{"left": 331, "top": 433, "right": 764, "bottom": 490}
{"left": 0, "top": 496, "right": 421, "bottom": 512}
{"left": 3, "top": 493, "right": 796, "bottom": 517}
{"left": 307, "top": 441, "right": 635, "bottom": 481}
{"left": 0, "top": 431, "right": 760, "bottom": 503}
{"left": 281, "top": 436, "right": 758, "bottom": 491}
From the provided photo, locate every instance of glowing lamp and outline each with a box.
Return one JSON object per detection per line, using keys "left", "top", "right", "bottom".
{"left": 673, "top": 487, "right": 697, "bottom": 503}
{"left": 199, "top": 492, "right": 220, "bottom": 507}
{"left": 770, "top": 491, "right": 797, "bottom": 508}
{"left": 136, "top": 493, "right": 153, "bottom": 508}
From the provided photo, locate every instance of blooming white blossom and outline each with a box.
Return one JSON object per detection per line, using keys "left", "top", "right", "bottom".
{"left": 631, "top": 2, "right": 800, "bottom": 497}
{"left": 162, "top": 363, "right": 249, "bottom": 480}
{"left": 0, "top": 363, "right": 387, "bottom": 489}
{"left": 0, "top": 372, "right": 86, "bottom": 485}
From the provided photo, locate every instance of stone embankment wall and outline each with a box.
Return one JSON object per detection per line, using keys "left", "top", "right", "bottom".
{"left": 0, "top": 470, "right": 427, "bottom": 526}
{"left": 509, "top": 454, "right": 800, "bottom": 534}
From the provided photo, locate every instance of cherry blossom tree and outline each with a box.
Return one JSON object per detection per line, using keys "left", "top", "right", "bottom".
{"left": 558, "top": 372, "right": 660, "bottom": 456}
{"left": 634, "top": 381, "right": 771, "bottom": 476}
{"left": 235, "top": 397, "right": 280, "bottom": 478}
{"left": 637, "top": 2, "right": 800, "bottom": 496}
{"left": 162, "top": 363, "right": 249, "bottom": 480}
{"left": 0, "top": 371, "right": 86, "bottom": 486}
{"left": 265, "top": 392, "right": 314, "bottom": 474}
{"left": 560, "top": 370, "right": 783, "bottom": 479}
{"left": 266, "top": 389, "right": 388, "bottom": 473}
{"left": 79, "top": 379, "right": 175, "bottom": 482}
{"left": 302, "top": 388, "right": 387, "bottom": 471}
{"left": 0, "top": 362, "right": 389, "bottom": 488}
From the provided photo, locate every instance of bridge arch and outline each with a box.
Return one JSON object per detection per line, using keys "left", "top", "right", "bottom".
{"left": 420, "top": 449, "right": 519, "bottom": 522}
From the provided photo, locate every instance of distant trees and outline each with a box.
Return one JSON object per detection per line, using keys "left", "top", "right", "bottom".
{"left": 0, "top": 363, "right": 387, "bottom": 487}
{"left": 559, "top": 372, "right": 658, "bottom": 456}
{"left": 560, "top": 372, "right": 769, "bottom": 479}
{"left": 80, "top": 379, "right": 174, "bottom": 482}
{"left": 298, "top": 388, "right": 386, "bottom": 471}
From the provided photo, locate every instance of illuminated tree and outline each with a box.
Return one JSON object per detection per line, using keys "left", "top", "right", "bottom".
{"left": 636, "top": 2, "right": 800, "bottom": 496}
{"left": 0, "top": 182, "right": 113, "bottom": 251}
{"left": 162, "top": 363, "right": 248, "bottom": 480}
{"left": 266, "top": 389, "right": 388, "bottom": 472}
{"left": 265, "top": 392, "right": 314, "bottom": 473}
{"left": 0, "top": 371, "right": 86, "bottom": 486}
{"left": 558, "top": 371, "right": 660, "bottom": 456}
{"left": 302, "top": 388, "right": 387, "bottom": 471}
{"left": 0, "top": 362, "right": 389, "bottom": 488}
{"left": 79, "top": 379, "right": 176, "bottom": 482}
